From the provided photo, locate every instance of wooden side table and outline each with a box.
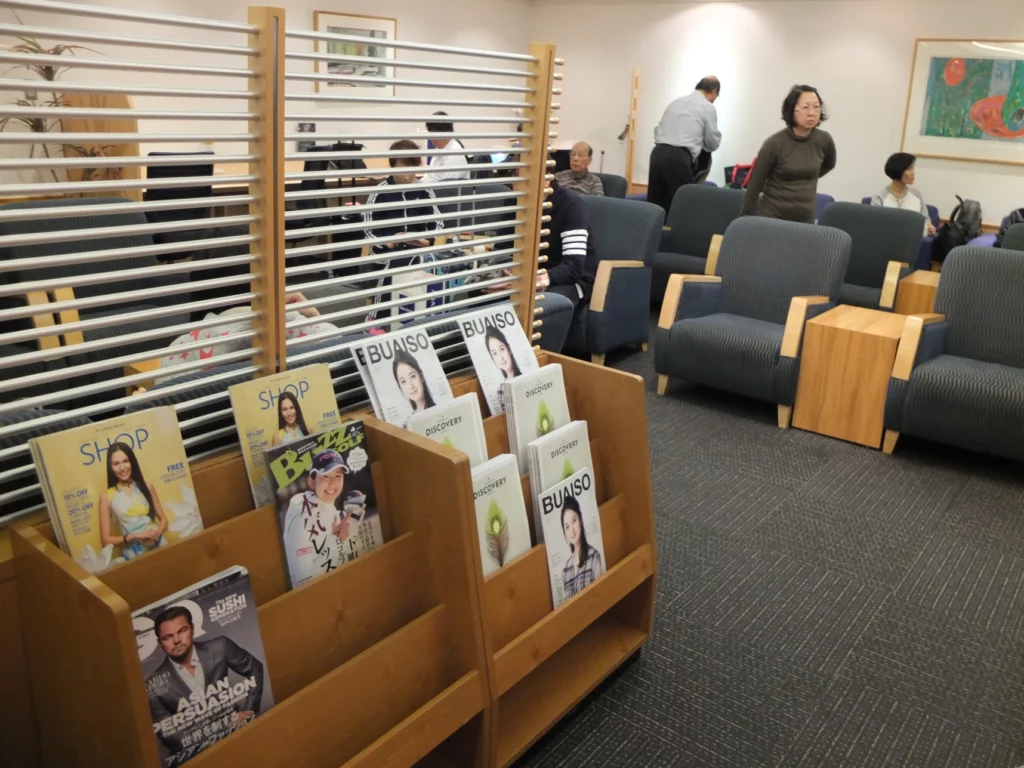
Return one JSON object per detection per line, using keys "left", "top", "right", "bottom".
{"left": 792, "top": 305, "right": 907, "bottom": 448}
{"left": 894, "top": 270, "right": 940, "bottom": 316}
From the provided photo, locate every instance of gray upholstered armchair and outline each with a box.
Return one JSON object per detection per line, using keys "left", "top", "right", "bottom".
{"left": 652, "top": 184, "right": 743, "bottom": 303}
{"left": 595, "top": 172, "right": 628, "bottom": 199}
{"left": 655, "top": 217, "right": 851, "bottom": 426}
{"left": 818, "top": 202, "right": 925, "bottom": 310}
{"left": 564, "top": 196, "right": 663, "bottom": 365}
{"left": 882, "top": 247, "right": 1024, "bottom": 461}
{"left": 1003, "top": 223, "right": 1024, "bottom": 252}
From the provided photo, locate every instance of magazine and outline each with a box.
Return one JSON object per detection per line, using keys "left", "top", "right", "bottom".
{"left": 527, "top": 421, "right": 592, "bottom": 542}
{"left": 229, "top": 364, "right": 341, "bottom": 508}
{"left": 352, "top": 326, "right": 454, "bottom": 428}
{"left": 500, "top": 364, "right": 571, "bottom": 474}
{"left": 406, "top": 393, "right": 488, "bottom": 467}
{"left": 537, "top": 467, "right": 605, "bottom": 609}
{"left": 265, "top": 421, "right": 383, "bottom": 589}
{"left": 472, "top": 454, "right": 532, "bottom": 576}
{"left": 29, "top": 406, "right": 203, "bottom": 574}
{"left": 458, "top": 303, "right": 539, "bottom": 415}
{"left": 132, "top": 566, "right": 274, "bottom": 767}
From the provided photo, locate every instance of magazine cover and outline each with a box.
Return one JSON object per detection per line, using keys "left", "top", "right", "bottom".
{"left": 352, "top": 348, "right": 383, "bottom": 421}
{"left": 406, "top": 393, "right": 488, "bottom": 467}
{"left": 502, "top": 364, "right": 570, "bottom": 473}
{"left": 229, "top": 364, "right": 341, "bottom": 508}
{"left": 351, "top": 326, "right": 454, "bottom": 428}
{"left": 472, "top": 454, "right": 533, "bottom": 577}
{"left": 528, "top": 421, "right": 592, "bottom": 542}
{"left": 458, "top": 303, "right": 539, "bottom": 416}
{"left": 537, "top": 467, "right": 605, "bottom": 609}
{"left": 30, "top": 406, "right": 203, "bottom": 574}
{"left": 132, "top": 566, "right": 274, "bottom": 767}
{"left": 265, "top": 421, "right": 383, "bottom": 589}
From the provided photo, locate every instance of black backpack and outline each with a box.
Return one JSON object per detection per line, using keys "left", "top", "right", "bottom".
{"left": 933, "top": 195, "right": 983, "bottom": 263}
{"left": 995, "top": 208, "right": 1024, "bottom": 248}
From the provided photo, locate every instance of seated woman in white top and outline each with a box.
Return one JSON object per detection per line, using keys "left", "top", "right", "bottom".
{"left": 423, "top": 111, "right": 470, "bottom": 182}
{"left": 871, "top": 152, "right": 936, "bottom": 236}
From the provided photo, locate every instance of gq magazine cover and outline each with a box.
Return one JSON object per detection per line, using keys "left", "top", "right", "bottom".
{"left": 265, "top": 420, "right": 383, "bottom": 589}
{"left": 228, "top": 363, "right": 342, "bottom": 508}
{"left": 29, "top": 406, "right": 203, "bottom": 574}
{"left": 132, "top": 567, "right": 274, "bottom": 767}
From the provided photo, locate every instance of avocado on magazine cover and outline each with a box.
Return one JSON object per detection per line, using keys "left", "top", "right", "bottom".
{"left": 537, "top": 467, "right": 605, "bottom": 609}
{"left": 265, "top": 421, "right": 383, "bottom": 589}
{"left": 471, "top": 454, "right": 532, "bottom": 577}
{"left": 406, "top": 392, "right": 488, "bottom": 468}
{"left": 501, "top": 364, "right": 570, "bottom": 474}
{"left": 29, "top": 406, "right": 203, "bottom": 574}
{"left": 229, "top": 364, "right": 341, "bottom": 508}
{"left": 458, "top": 303, "right": 539, "bottom": 415}
{"left": 352, "top": 326, "right": 454, "bottom": 428}
{"left": 133, "top": 566, "right": 274, "bottom": 767}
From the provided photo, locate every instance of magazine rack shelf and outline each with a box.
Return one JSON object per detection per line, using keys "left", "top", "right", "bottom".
{"left": 458, "top": 352, "right": 657, "bottom": 768}
{"left": 12, "top": 416, "right": 491, "bottom": 768}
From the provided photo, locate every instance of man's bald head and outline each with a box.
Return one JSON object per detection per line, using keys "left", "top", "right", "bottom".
{"left": 696, "top": 76, "right": 720, "bottom": 102}
{"left": 569, "top": 141, "right": 593, "bottom": 173}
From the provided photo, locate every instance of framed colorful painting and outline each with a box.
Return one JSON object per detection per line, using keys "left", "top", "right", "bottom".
{"left": 901, "top": 39, "right": 1024, "bottom": 166}
{"left": 313, "top": 12, "right": 398, "bottom": 96}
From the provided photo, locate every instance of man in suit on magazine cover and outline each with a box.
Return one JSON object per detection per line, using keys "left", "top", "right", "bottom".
{"left": 146, "top": 605, "right": 265, "bottom": 756}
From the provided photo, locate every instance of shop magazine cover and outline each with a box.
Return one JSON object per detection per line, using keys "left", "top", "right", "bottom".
{"left": 458, "top": 303, "right": 539, "bottom": 415}
{"left": 229, "top": 364, "right": 341, "bottom": 508}
{"left": 265, "top": 421, "right": 383, "bottom": 589}
{"left": 29, "top": 406, "right": 204, "bottom": 574}
{"left": 132, "top": 566, "right": 274, "bottom": 767}
{"left": 406, "top": 392, "right": 488, "bottom": 467}
{"left": 537, "top": 467, "right": 606, "bottom": 609}
{"left": 352, "top": 326, "right": 454, "bottom": 428}
{"left": 471, "top": 454, "right": 532, "bottom": 577}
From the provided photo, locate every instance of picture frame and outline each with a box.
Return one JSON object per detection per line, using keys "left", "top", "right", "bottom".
{"left": 313, "top": 11, "right": 398, "bottom": 97}
{"left": 901, "top": 39, "right": 1024, "bottom": 167}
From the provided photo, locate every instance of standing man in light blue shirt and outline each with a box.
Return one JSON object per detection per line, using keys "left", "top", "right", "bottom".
{"left": 647, "top": 76, "right": 722, "bottom": 211}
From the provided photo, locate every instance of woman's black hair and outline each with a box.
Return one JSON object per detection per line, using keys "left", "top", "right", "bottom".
{"left": 781, "top": 84, "right": 828, "bottom": 128}
{"left": 106, "top": 442, "right": 156, "bottom": 520}
{"left": 484, "top": 325, "right": 522, "bottom": 379}
{"left": 277, "top": 390, "right": 310, "bottom": 436}
{"left": 884, "top": 152, "right": 917, "bottom": 181}
{"left": 561, "top": 494, "right": 591, "bottom": 563}
{"left": 392, "top": 348, "right": 436, "bottom": 410}
{"left": 426, "top": 110, "right": 454, "bottom": 134}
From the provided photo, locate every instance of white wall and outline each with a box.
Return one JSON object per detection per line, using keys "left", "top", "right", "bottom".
{"left": 530, "top": 0, "right": 1024, "bottom": 224}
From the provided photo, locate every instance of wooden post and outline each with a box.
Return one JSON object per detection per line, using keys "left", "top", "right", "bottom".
{"left": 248, "top": 7, "right": 286, "bottom": 376}
{"left": 625, "top": 69, "right": 640, "bottom": 192}
{"left": 511, "top": 43, "right": 557, "bottom": 347}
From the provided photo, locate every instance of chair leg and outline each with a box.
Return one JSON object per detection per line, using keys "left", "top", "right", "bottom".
{"left": 591, "top": 354, "right": 606, "bottom": 366}
{"left": 882, "top": 430, "right": 900, "bottom": 454}
{"left": 657, "top": 374, "right": 669, "bottom": 395}
{"left": 777, "top": 405, "right": 793, "bottom": 429}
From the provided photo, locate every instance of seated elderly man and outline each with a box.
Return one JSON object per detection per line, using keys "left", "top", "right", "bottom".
{"left": 554, "top": 141, "right": 604, "bottom": 196}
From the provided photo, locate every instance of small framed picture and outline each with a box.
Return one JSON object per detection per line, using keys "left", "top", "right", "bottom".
{"left": 313, "top": 12, "right": 398, "bottom": 97}
{"left": 297, "top": 122, "right": 316, "bottom": 152}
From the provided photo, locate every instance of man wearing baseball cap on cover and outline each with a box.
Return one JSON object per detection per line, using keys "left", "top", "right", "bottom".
{"left": 280, "top": 449, "right": 354, "bottom": 589}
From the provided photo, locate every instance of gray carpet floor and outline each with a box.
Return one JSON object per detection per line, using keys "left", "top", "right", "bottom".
{"left": 518, "top": 334, "right": 1024, "bottom": 768}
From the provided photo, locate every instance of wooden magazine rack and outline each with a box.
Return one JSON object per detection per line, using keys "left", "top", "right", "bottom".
{"left": 12, "top": 352, "right": 655, "bottom": 768}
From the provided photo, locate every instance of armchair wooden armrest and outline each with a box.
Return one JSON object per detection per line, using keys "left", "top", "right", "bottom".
{"left": 890, "top": 313, "right": 944, "bottom": 381}
{"left": 590, "top": 260, "right": 645, "bottom": 313}
{"left": 879, "top": 260, "right": 909, "bottom": 310}
{"left": 780, "top": 296, "right": 830, "bottom": 358}
{"left": 704, "top": 234, "right": 723, "bottom": 276}
{"left": 657, "top": 274, "right": 722, "bottom": 330}
{"left": 25, "top": 287, "right": 83, "bottom": 350}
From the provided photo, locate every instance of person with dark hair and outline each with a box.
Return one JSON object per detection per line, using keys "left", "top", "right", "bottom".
{"left": 740, "top": 84, "right": 837, "bottom": 223}
{"left": 871, "top": 152, "right": 934, "bottom": 235}
{"left": 392, "top": 348, "right": 437, "bottom": 416}
{"left": 554, "top": 141, "right": 604, "bottom": 196}
{"left": 647, "top": 75, "right": 722, "bottom": 211}
{"left": 270, "top": 391, "right": 311, "bottom": 448}
{"left": 98, "top": 442, "right": 168, "bottom": 560}
{"left": 424, "top": 111, "right": 470, "bottom": 182}
{"left": 561, "top": 495, "right": 604, "bottom": 598}
{"left": 146, "top": 604, "right": 265, "bottom": 756}
{"left": 485, "top": 324, "right": 522, "bottom": 380}
{"left": 535, "top": 178, "right": 598, "bottom": 311}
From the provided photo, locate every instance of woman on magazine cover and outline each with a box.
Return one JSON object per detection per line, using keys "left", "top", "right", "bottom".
{"left": 485, "top": 325, "right": 522, "bottom": 380}
{"left": 561, "top": 494, "right": 604, "bottom": 599}
{"left": 270, "top": 391, "right": 310, "bottom": 448}
{"left": 392, "top": 348, "right": 437, "bottom": 420}
{"left": 98, "top": 442, "right": 169, "bottom": 559}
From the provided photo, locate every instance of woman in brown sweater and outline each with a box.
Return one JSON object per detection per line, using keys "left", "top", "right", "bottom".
{"left": 740, "top": 85, "right": 836, "bottom": 224}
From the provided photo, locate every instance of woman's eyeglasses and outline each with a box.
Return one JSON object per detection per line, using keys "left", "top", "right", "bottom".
{"left": 796, "top": 104, "right": 822, "bottom": 113}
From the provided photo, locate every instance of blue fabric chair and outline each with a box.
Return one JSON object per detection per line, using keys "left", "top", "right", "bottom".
{"left": 860, "top": 195, "right": 935, "bottom": 270}
{"left": 815, "top": 193, "right": 835, "bottom": 221}
{"left": 883, "top": 246, "right": 1024, "bottom": 461}
{"left": 564, "top": 196, "right": 664, "bottom": 364}
{"left": 1002, "top": 223, "right": 1024, "bottom": 252}
{"left": 819, "top": 203, "right": 924, "bottom": 310}
{"left": 653, "top": 185, "right": 744, "bottom": 303}
{"left": 655, "top": 217, "right": 851, "bottom": 425}
{"left": 594, "top": 173, "right": 628, "bottom": 199}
